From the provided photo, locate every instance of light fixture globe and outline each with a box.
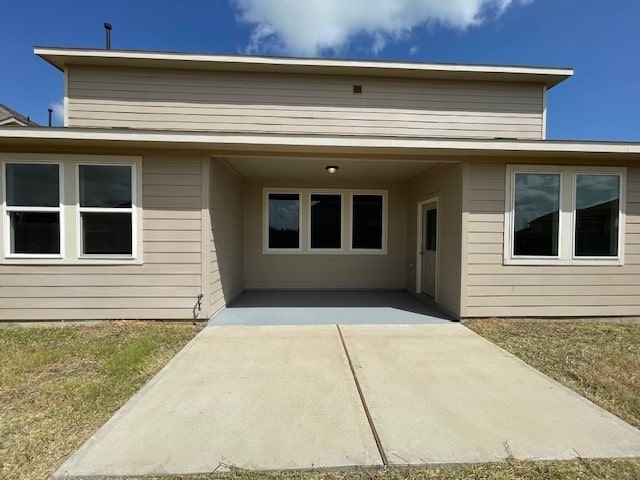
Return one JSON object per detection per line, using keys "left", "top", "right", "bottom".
{"left": 325, "top": 165, "right": 339, "bottom": 174}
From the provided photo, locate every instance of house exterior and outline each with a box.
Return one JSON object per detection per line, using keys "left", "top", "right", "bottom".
{"left": 0, "top": 103, "right": 38, "bottom": 127}
{"left": 0, "top": 46, "right": 639, "bottom": 321}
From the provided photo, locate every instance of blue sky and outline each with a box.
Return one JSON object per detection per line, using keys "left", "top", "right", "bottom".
{"left": 1, "top": 0, "right": 638, "bottom": 141}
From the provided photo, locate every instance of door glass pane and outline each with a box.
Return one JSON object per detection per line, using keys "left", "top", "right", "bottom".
{"left": 81, "top": 212, "right": 132, "bottom": 254}
{"left": 6, "top": 163, "right": 59, "bottom": 207}
{"left": 268, "top": 193, "right": 299, "bottom": 249}
{"left": 575, "top": 174, "right": 620, "bottom": 257}
{"left": 79, "top": 165, "right": 132, "bottom": 208}
{"left": 426, "top": 208, "right": 437, "bottom": 251}
{"left": 10, "top": 212, "right": 60, "bottom": 254}
{"left": 311, "top": 194, "right": 341, "bottom": 249}
{"left": 352, "top": 195, "right": 383, "bottom": 249}
{"left": 513, "top": 173, "right": 560, "bottom": 256}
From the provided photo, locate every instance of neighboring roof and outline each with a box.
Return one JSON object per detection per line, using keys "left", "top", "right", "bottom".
{"left": 0, "top": 103, "right": 38, "bottom": 127}
{"left": 34, "top": 47, "right": 573, "bottom": 89}
{"left": 0, "top": 127, "right": 638, "bottom": 160}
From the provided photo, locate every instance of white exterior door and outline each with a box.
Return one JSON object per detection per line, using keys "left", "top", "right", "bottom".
{"left": 420, "top": 203, "right": 437, "bottom": 298}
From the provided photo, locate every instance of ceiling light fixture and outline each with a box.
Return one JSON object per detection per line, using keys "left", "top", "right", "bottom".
{"left": 325, "top": 165, "right": 339, "bottom": 174}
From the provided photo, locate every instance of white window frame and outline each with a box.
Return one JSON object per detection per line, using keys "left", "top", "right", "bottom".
{"left": 2, "top": 160, "right": 64, "bottom": 259}
{"left": 349, "top": 191, "right": 388, "bottom": 255}
{"left": 76, "top": 162, "right": 138, "bottom": 260}
{"left": 504, "top": 165, "right": 626, "bottom": 266}
{"left": 262, "top": 188, "right": 388, "bottom": 255}
{"left": 308, "top": 192, "right": 344, "bottom": 253}
{"left": 263, "top": 190, "right": 302, "bottom": 254}
{"left": 0, "top": 153, "right": 142, "bottom": 265}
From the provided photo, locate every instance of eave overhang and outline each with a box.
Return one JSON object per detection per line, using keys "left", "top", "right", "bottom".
{"left": 35, "top": 47, "right": 573, "bottom": 89}
{"left": 0, "top": 127, "right": 639, "bottom": 161}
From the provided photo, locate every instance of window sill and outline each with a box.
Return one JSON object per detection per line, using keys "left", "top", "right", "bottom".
{"left": 503, "top": 257, "right": 624, "bottom": 266}
{"left": 1, "top": 257, "right": 143, "bottom": 266}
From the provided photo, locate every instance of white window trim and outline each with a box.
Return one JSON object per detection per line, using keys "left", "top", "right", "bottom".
{"left": 308, "top": 192, "right": 344, "bottom": 253}
{"left": 504, "top": 164, "right": 626, "bottom": 266}
{"left": 262, "top": 188, "right": 388, "bottom": 255}
{"left": 76, "top": 162, "right": 138, "bottom": 260}
{"left": 263, "top": 189, "right": 302, "bottom": 254}
{"left": 0, "top": 153, "right": 142, "bottom": 265}
{"left": 349, "top": 191, "right": 388, "bottom": 255}
{"left": 1, "top": 160, "right": 64, "bottom": 260}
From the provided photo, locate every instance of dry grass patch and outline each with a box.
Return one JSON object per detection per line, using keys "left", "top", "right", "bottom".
{"left": 0, "top": 321, "right": 200, "bottom": 480}
{"left": 464, "top": 319, "right": 640, "bottom": 429}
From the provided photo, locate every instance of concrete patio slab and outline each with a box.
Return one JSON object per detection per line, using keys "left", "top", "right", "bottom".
{"left": 340, "top": 323, "right": 640, "bottom": 465}
{"left": 55, "top": 326, "right": 383, "bottom": 478}
{"left": 211, "top": 290, "right": 452, "bottom": 326}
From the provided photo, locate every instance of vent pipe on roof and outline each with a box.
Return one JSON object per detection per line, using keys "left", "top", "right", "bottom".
{"left": 47, "top": 108, "right": 53, "bottom": 127}
{"left": 104, "top": 23, "right": 112, "bottom": 49}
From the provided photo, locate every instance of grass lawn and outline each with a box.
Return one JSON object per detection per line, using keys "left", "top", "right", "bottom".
{"left": 0, "top": 321, "right": 201, "bottom": 480}
{"left": 1, "top": 319, "right": 639, "bottom": 480}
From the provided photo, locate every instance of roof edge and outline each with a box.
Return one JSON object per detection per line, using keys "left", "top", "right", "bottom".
{"left": 0, "top": 127, "right": 638, "bottom": 156}
{"left": 34, "top": 46, "right": 574, "bottom": 88}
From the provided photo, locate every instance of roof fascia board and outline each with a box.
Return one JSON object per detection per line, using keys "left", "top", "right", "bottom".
{"left": 34, "top": 47, "right": 573, "bottom": 88}
{"left": 0, "top": 128, "right": 638, "bottom": 157}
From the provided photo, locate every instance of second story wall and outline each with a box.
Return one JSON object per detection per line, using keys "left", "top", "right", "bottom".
{"left": 66, "top": 66, "right": 545, "bottom": 139}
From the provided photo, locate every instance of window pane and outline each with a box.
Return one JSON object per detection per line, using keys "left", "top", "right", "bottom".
{"left": 10, "top": 212, "right": 60, "bottom": 254}
{"left": 426, "top": 208, "right": 437, "bottom": 251}
{"left": 352, "top": 195, "right": 383, "bottom": 249}
{"left": 513, "top": 173, "right": 560, "bottom": 256}
{"left": 268, "top": 193, "right": 299, "bottom": 249}
{"left": 79, "top": 165, "right": 132, "bottom": 208}
{"left": 311, "top": 194, "right": 341, "bottom": 249}
{"left": 6, "top": 163, "right": 59, "bottom": 207}
{"left": 575, "top": 175, "right": 620, "bottom": 257}
{"left": 82, "top": 213, "right": 132, "bottom": 255}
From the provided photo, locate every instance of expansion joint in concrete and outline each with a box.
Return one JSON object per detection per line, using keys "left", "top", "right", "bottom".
{"left": 336, "top": 324, "right": 388, "bottom": 467}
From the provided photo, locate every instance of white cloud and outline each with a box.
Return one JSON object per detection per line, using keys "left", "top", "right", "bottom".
{"left": 232, "top": 0, "right": 533, "bottom": 56}
{"left": 50, "top": 99, "right": 64, "bottom": 124}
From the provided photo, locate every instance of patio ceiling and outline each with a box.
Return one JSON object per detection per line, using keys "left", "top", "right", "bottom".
{"left": 222, "top": 155, "right": 446, "bottom": 181}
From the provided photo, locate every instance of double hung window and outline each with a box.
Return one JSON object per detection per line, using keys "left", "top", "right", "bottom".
{"left": 3, "top": 163, "right": 62, "bottom": 257}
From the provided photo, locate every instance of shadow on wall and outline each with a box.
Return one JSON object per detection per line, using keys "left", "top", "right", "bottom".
{"left": 210, "top": 157, "right": 245, "bottom": 313}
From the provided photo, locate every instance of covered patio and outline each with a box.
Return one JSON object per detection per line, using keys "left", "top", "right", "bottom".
{"left": 209, "top": 289, "right": 453, "bottom": 325}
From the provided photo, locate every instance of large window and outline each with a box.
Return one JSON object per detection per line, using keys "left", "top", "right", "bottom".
{"left": 1, "top": 155, "right": 141, "bottom": 263}
{"left": 267, "top": 193, "right": 300, "bottom": 250}
{"left": 505, "top": 166, "right": 625, "bottom": 265}
{"left": 78, "top": 164, "right": 134, "bottom": 256}
{"left": 3, "top": 163, "right": 62, "bottom": 256}
{"left": 310, "top": 194, "right": 341, "bottom": 249}
{"left": 264, "top": 189, "right": 386, "bottom": 254}
{"left": 351, "top": 194, "right": 383, "bottom": 250}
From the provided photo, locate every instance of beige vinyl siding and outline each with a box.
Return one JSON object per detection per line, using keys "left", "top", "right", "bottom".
{"left": 244, "top": 180, "right": 406, "bottom": 289}
{"left": 0, "top": 155, "right": 204, "bottom": 320}
{"left": 406, "top": 164, "right": 463, "bottom": 317}
{"left": 67, "top": 66, "right": 544, "bottom": 140}
{"left": 209, "top": 157, "right": 244, "bottom": 314}
{"left": 465, "top": 162, "right": 640, "bottom": 317}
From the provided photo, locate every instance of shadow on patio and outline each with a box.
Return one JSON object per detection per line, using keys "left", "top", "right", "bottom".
{"left": 209, "top": 289, "right": 454, "bottom": 325}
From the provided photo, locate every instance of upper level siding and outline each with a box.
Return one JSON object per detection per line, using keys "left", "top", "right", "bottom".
{"left": 66, "top": 66, "right": 544, "bottom": 139}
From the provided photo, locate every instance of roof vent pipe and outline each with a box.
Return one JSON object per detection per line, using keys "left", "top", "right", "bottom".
{"left": 104, "top": 23, "right": 112, "bottom": 49}
{"left": 47, "top": 108, "right": 53, "bottom": 127}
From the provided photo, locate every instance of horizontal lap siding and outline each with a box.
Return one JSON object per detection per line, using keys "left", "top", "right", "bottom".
{"left": 465, "top": 162, "right": 640, "bottom": 317}
{"left": 67, "top": 66, "right": 543, "bottom": 140}
{"left": 407, "top": 164, "right": 463, "bottom": 317}
{"left": 0, "top": 155, "right": 203, "bottom": 320}
{"left": 210, "top": 158, "right": 244, "bottom": 314}
{"left": 244, "top": 180, "right": 406, "bottom": 289}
